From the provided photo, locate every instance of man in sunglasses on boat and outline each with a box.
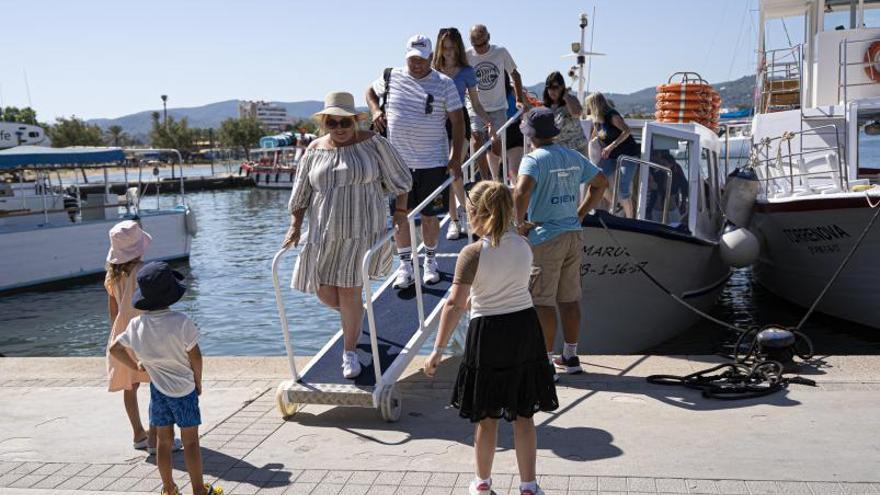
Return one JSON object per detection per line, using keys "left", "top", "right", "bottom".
{"left": 366, "top": 34, "right": 466, "bottom": 289}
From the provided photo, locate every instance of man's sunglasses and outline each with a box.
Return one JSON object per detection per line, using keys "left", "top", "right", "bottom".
{"left": 325, "top": 117, "right": 354, "bottom": 129}
{"left": 425, "top": 94, "right": 434, "bottom": 115}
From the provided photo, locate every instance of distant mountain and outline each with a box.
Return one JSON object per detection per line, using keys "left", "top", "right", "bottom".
{"left": 87, "top": 100, "right": 326, "bottom": 139}
{"left": 88, "top": 75, "right": 756, "bottom": 141}
{"left": 526, "top": 75, "right": 756, "bottom": 115}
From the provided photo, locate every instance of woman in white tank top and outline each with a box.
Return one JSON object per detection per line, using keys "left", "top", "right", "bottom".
{"left": 424, "top": 181, "right": 558, "bottom": 495}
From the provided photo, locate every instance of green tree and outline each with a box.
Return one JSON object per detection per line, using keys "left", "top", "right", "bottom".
{"left": 219, "top": 116, "right": 265, "bottom": 157}
{"left": 106, "top": 125, "right": 126, "bottom": 147}
{"left": 149, "top": 112, "right": 196, "bottom": 158}
{"left": 1, "top": 106, "right": 39, "bottom": 125}
{"left": 46, "top": 116, "right": 104, "bottom": 147}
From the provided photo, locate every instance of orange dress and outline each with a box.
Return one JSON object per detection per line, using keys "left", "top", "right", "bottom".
{"left": 105, "top": 265, "right": 150, "bottom": 392}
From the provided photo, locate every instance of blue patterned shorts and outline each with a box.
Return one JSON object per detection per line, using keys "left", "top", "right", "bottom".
{"left": 149, "top": 384, "right": 201, "bottom": 428}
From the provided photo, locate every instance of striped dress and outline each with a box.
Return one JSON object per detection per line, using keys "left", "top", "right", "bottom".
{"left": 288, "top": 134, "right": 412, "bottom": 293}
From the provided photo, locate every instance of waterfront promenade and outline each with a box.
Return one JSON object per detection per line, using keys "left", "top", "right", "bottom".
{"left": 1, "top": 355, "right": 879, "bottom": 494}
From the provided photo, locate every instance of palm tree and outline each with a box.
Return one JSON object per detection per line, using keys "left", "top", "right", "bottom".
{"left": 107, "top": 125, "right": 126, "bottom": 147}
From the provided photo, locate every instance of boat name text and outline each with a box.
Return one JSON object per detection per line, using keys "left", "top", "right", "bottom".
{"left": 581, "top": 261, "right": 648, "bottom": 277}
{"left": 583, "top": 245, "right": 631, "bottom": 257}
{"left": 782, "top": 224, "right": 850, "bottom": 244}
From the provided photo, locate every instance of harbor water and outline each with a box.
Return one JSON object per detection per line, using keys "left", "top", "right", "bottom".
{"left": 0, "top": 186, "right": 878, "bottom": 357}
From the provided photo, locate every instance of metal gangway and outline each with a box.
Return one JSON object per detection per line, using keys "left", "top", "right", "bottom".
{"left": 271, "top": 111, "right": 523, "bottom": 421}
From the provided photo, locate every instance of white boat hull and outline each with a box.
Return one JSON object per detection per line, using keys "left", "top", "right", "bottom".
{"left": 578, "top": 215, "right": 730, "bottom": 353}
{"left": 252, "top": 170, "right": 295, "bottom": 190}
{"left": 751, "top": 195, "right": 880, "bottom": 328}
{"left": 0, "top": 210, "right": 191, "bottom": 293}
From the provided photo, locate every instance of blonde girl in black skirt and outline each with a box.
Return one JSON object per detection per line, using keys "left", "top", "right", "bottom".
{"left": 424, "top": 181, "right": 558, "bottom": 495}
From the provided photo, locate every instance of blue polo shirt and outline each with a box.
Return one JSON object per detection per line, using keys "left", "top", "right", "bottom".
{"left": 520, "top": 143, "right": 600, "bottom": 245}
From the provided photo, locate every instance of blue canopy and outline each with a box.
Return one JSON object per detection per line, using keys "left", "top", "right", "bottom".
{"left": 0, "top": 146, "right": 125, "bottom": 169}
{"left": 720, "top": 108, "right": 753, "bottom": 119}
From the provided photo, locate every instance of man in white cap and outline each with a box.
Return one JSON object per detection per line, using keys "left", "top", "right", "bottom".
{"left": 366, "top": 34, "right": 465, "bottom": 289}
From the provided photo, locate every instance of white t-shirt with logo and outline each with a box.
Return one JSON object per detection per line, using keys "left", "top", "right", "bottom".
{"left": 466, "top": 45, "right": 517, "bottom": 112}
{"left": 115, "top": 309, "right": 200, "bottom": 398}
{"left": 372, "top": 68, "right": 462, "bottom": 170}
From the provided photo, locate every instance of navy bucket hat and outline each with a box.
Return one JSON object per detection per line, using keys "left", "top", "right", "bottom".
{"left": 521, "top": 107, "right": 560, "bottom": 139}
{"left": 132, "top": 261, "right": 187, "bottom": 311}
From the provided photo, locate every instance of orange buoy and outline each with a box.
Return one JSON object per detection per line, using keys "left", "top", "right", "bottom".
{"left": 864, "top": 41, "right": 880, "bottom": 82}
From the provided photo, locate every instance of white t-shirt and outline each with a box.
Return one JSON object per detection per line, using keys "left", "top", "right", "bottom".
{"left": 466, "top": 45, "right": 517, "bottom": 113}
{"left": 115, "top": 309, "right": 200, "bottom": 397}
{"left": 372, "top": 68, "right": 462, "bottom": 170}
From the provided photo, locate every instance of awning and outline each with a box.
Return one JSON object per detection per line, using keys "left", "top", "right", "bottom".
{"left": 0, "top": 146, "right": 125, "bottom": 169}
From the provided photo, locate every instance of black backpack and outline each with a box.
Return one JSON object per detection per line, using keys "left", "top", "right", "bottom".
{"left": 371, "top": 67, "right": 392, "bottom": 137}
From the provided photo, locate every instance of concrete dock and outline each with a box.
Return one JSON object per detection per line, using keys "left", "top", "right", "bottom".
{"left": 1, "top": 355, "right": 878, "bottom": 495}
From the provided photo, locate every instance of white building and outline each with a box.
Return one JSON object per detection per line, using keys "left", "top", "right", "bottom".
{"left": 238, "top": 101, "right": 289, "bottom": 131}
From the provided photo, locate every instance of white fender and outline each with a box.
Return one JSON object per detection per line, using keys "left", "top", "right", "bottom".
{"left": 720, "top": 226, "right": 760, "bottom": 268}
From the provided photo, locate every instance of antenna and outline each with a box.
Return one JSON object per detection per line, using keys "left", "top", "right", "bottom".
{"left": 23, "top": 68, "right": 33, "bottom": 108}
{"left": 586, "top": 3, "right": 597, "bottom": 94}
{"left": 0, "top": 82, "right": 4, "bottom": 109}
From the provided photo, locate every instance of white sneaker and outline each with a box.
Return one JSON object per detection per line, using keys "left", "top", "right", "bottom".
{"left": 392, "top": 262, "right": 414, "bottom": 289}
{"left": 342, "top": 351, "right": 361, "bottom": 379}
{"left": 423, "top": 257, "right": 440, "bottom": 284}
{"left": 446, "top": 220, "right": 462, "bottom": 240}
{"left": 469, "top": 480, "right": 493, "bottom": 495}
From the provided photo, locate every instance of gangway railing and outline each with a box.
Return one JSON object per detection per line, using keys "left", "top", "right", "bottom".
{"left": 270, "top": 109, "right": 524, "bottom": 413}
{"left": 361, "top": 109, "right": 524, "bottom": 395}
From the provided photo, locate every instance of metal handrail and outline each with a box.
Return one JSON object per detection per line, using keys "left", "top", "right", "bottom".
{"left": 612, "top": 156, "right": 673, "bottom": 225}
{"left": 271, "top": 247, "right": 300, "bottom": 382}
{"left": 751, "top": 124, "right": 847, "bottom": 191}
{"left": 358, "top": 109, "right": 524, "bottom": 393}
{"left": 838, "top": 36, "right": 880, "bottom": 103}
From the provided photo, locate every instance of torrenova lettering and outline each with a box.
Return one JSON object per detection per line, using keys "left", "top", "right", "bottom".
{"left": 782, "top": 225, "right": 851, "bottom": 244}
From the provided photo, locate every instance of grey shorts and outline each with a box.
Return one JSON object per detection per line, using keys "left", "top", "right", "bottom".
{"left": 469, "top": 109, "right": 508, "bottom": 137}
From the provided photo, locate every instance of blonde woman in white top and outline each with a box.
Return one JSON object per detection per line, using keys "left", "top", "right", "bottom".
{"left": 424, "top": 181, "right": 557, "bottom": 495}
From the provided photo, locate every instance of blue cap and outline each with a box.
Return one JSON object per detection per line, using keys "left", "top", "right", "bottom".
{"left": 521, "top": 108, "right": 560, "bottom": 139}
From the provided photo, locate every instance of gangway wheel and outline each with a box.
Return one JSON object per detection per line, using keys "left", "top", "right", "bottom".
{"left": 275, "top": 380, "right": 301, "bottom": 419}
{"left": 378, "top": 385, "right": 402, "bottom": 422}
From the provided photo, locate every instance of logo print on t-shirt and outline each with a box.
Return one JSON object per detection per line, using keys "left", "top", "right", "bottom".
{"left": 474, "top": 61, "right": 500, "bottom": 91}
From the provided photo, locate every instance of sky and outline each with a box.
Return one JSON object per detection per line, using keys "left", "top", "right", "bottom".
{"left": 3, "top": 0, "right": 761, "bottom": 122}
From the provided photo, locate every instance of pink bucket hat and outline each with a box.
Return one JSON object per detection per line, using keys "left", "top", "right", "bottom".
{"left": 107, "top": 220, "right": 152, "bottom": 264}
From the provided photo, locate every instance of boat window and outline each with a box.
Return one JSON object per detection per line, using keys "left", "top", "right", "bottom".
{"left": 699, "top": 148, "right": 712, "bottom": 212}
{"left": 649, "top": 134, "right": 690, "bottom": 227}
{"left": 857, "top": 108, "right": 880, "bottom": 176}
{"left": 28, "top": 132, "right": 39, "bottom": 138}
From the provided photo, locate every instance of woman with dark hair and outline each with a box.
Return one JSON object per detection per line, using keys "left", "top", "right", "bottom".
{"left": 543, "top": 71, "right": 589, "bottom": 156}
{"left": 434, "top": 27, "right": 493, "bottom": 240}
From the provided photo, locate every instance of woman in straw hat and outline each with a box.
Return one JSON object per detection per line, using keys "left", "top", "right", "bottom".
{"left": 283, "top": 91, "right": 412, "bottom": 379}
{"left": 105, "top": 220, "right": 179, "bottom": 453}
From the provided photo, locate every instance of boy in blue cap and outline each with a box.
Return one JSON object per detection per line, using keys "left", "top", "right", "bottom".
{"left": 109, "top": 261, "right": 221, "bottom": 495}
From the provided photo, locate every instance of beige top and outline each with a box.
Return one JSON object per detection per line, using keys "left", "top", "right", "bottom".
{"left": 105, "top": 265, "right": 150, "bottom": 391}
{"left": 453, "top": 231, "right": 534, "bottom": 318}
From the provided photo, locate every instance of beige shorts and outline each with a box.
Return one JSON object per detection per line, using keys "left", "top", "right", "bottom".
{"left": 530, "top": 230, "right": 584, "bottom": 306}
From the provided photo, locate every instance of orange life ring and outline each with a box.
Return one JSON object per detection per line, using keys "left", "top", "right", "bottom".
{"left": 656, "top": 92, "right": 713, "bottom": 103}
{"left": 656, "top": 82, "right": 712, "bottom": 93}
{"left": 864, "top": 41, "right": 880, "bottom": 82}
{"left": 655, "top": 101, "right": 712, "bottom": 111}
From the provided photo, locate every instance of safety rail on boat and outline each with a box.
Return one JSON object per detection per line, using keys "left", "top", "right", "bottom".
{"left": 749, "top": 124, "right": 848, "bottom": 193}
{"left": 360, "top": 109, "right": 524, "bottom": 395}
{"left": 612, "top": 156, "right": 674, "bottom": 225}
{"left": 126, "top": 148, "right": 187, "bottom": 210}
{"left": 249, "top": 146, "right": 299, "bottom": 172}
{"left": 838, "top": 36, "right": 880, "bottom": 104}
{"left": 756, "top": 45, "right": 803, "bottom": 114}
{"left": 720, "top": 121, "right": 752, "bottom": 177}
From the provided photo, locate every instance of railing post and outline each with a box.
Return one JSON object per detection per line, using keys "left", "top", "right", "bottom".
{"left": 361, "top": 244, "right": 385, "bottom": 392}
{"left": 407, "top": 216, "right": 426, "bottom": 329}
{"left": 271, "top": 248, "right": 299, "bottom": 382}
{"left": 501, "top": 128, "right": 509, "bottom": 185}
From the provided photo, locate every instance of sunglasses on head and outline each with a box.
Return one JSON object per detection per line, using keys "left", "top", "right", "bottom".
{"left": 325, "top": 117, "right": 354, "bottom": 129}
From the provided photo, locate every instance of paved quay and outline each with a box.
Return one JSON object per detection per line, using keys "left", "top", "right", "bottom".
{"left": 1, "top": 355, "right": 879, "bottom": 495}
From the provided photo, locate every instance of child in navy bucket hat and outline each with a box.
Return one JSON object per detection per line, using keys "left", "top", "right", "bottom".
{"left": 109, "top": 262, "right": 221, "bottom": 495}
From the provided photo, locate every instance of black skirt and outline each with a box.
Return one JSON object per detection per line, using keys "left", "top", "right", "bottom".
{"left": 451, "top": 307, "right": 559, "bottom": 423}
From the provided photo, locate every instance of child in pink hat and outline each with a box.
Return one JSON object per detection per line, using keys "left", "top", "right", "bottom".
{"left": 105, "top": 220, "right": 181, "bottom": 453}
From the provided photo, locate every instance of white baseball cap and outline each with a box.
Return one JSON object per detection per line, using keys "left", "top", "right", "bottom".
{"left": 405, "top": 34, "right": 432, "bottom": 60}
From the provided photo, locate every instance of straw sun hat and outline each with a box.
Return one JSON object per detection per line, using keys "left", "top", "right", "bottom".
{"left": 313, "top": 92, "right": 368, "bottom": 120}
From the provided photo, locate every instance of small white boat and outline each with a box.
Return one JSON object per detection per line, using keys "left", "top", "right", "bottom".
{"left": 0, "top": 146, "right": 196, "bottom": 293}
{"left": 741, "top": 0, "right": 880, "bottom": 329}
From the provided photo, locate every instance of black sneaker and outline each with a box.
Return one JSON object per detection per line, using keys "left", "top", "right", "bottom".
{"left": 553, "top": 355, "right": 583, "bottom": 374}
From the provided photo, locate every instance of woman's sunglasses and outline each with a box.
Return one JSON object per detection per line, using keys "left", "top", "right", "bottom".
{"left": 325, "top": 117, "right": 354, "bottom": 129}
{"left": 548, "top": 84, "right": 564, "bottom": 91}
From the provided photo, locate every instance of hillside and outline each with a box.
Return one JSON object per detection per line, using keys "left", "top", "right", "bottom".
{"left": 89, "top": 75, "right": 756, "bottom": 139}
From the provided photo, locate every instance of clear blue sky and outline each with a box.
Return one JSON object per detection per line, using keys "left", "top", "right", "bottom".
{"left": 4, "top": 0, "right": 760, "bottom": 122}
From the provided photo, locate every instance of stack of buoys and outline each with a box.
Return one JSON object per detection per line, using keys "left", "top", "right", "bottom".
{"left": 655, "top": 72, "right": 720, "bottom": 130}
